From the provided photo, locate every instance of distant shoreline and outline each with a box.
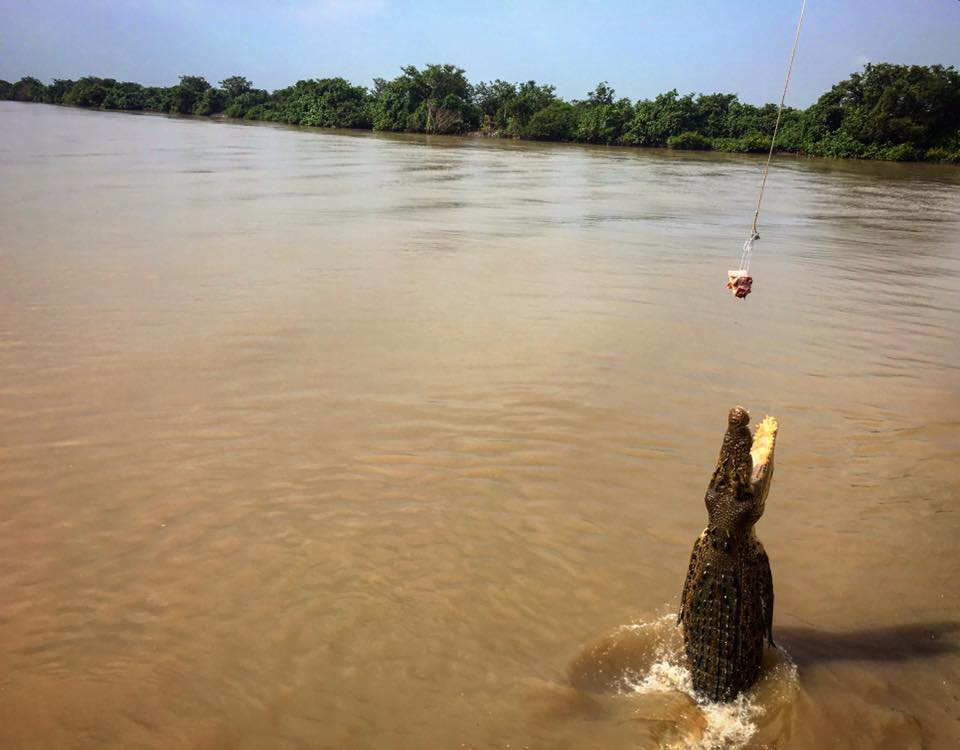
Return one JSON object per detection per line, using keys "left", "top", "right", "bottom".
{"left": 7, "top": 100, "right": 959, "bottom": 176}
{"left": 3, "top": 63, "right": 959, "bottom": 165}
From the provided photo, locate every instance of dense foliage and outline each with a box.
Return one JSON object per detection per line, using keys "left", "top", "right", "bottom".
{"left": 372, "top": 64, "right": 479, "bottom": 134}
{"left": 2, "top": 62, "right": 958, "bottom": 163}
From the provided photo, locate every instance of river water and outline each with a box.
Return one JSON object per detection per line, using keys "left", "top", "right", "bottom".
{"left": 1, "top": 101, "right": 959, "bottom": 749}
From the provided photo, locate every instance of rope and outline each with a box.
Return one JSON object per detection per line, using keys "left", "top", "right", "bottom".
{"left": 742, "top": 0, "right": 807, "bottom": 272}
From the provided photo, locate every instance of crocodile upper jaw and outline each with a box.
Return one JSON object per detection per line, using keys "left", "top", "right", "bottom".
{"left": 750, "top": 415, "right": 778, "bottom": 511}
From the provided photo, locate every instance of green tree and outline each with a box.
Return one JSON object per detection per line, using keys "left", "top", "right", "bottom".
{"left": 802, "top": 64, "right": 960, "bottom": 158}
{"left": 44, "top": 78, "right": 75, "bottom": 104}
{"left": 168, "top": 75, "right": 211, "bottom": 114}
{"left": 141, "top": 86, "right": 171, "bottom": 112}
{"left": 524, "top": 101, "right": 576, "bottom": 140}
{"left": 11, "top": 76, "right": 45, "bottom": 102}
{"left": 224, "top": 89, "right": 270, "bottom": 119}
{"left": 63, "top": 77, "right": 115, "bottom": 108}
{"left": 220, "top": 76, "right": 253, "bottom": 99}
{"left": 102, "top": 82, "right": 147, "bottom": 110}
{"left": 269, "top": 78, "right": 372, "bottom": 128}
{"left": 624, "top": 89, "right": 699, "bottom": 145}
{"left": 573, "top": 82, "right": 633, "bottom": 144}
{"left": 372, "top": 73, "right": 420, "bottom": 131}
{"left": 474, "top": 79, "right": 517, "bottom": 131}
{"left": 507, "top": 81, "right": 557, "bottom": 135}
{"left": 194, "top": 87, "right": 228, "bottom": 116}
{"left": 372, "top": 64, "right": 477, "bottom": 134}
{"left": 475, "top": 79, "right": 558, "bottom": 135}
{"left": 415, "top": 63, "right": 478, "bottom": 134}
{"left": 694, "top": 92, "right": 737, "bottom": 137}
{"left": 587, "top": 81, "right": 615, "bottom": 106}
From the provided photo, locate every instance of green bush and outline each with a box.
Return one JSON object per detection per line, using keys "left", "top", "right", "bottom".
{"left": 523, "top": 102, "right": 575, "bottom": 140}
{"left": 738, "top": 132, "right": 771, "bottom": 153}
{"left": 711, "top": 137, "right": 742, "bottom": 153}
{"left": 194, "top": 88, "right": 228, "bottom": 116}
{"left": 243, "top": 104, "right": 273, "bottom": 121}
{"left": 666, "top": 131, "right": 712, "bottom": 150}
{"left": 810, "top": 131, "right": 868, "bottom": 159}
{"left": 224, "top": 90, "right": 269, "bottom": 119}
{"left": 878, "top": 143, "right": 921, "bottom": 162}
{"left": 924, "top": 147, "right": 960, "bottom": 164}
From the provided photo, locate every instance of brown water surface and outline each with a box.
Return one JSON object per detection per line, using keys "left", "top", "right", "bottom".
{"left": 1, "top": 102, "right": 959, "bottom": 749}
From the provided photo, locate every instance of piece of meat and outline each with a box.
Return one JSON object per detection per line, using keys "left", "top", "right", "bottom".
{"left": 726, "top": 272, "right": 753, "bottom": 299}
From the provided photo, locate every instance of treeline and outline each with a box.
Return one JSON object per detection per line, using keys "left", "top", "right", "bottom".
{"left": 2, "top": 63, "right": 959, "bottom": 163}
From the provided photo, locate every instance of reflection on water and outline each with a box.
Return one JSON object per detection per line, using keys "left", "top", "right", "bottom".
{"left": 1, "top": 102, "right": 959, "bottom": 749}
{"left": 778, "top": 622, "right": 960, "bottom": 665}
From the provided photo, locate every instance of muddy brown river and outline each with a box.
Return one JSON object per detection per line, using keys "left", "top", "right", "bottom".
{"left": 1, "top": 101, "right": 959, "bottom": 749}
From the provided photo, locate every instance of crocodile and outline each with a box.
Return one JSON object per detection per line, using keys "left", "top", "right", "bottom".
{"left": 678, "top": 406, "right": 779, "bottom": 702}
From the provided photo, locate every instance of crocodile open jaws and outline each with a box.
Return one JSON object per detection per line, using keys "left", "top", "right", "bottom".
{"left": 678, "top": 406, "right": 779, "bottom": 702}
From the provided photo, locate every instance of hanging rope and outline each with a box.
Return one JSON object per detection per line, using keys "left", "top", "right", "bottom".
{"left": 729, "top": 0, "right": 807, "bottom": 298}
{"left": 750, "top": 0, "right": 807, "bottom": 242}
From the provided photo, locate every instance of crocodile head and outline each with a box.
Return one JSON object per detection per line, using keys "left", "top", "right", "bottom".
{"left": 705, "top": 406, "right": 778, "bottom": 534}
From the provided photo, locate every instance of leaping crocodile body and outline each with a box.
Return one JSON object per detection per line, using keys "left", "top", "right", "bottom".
{"left": 678, "top": 406, "right": 779, "bottom": 702}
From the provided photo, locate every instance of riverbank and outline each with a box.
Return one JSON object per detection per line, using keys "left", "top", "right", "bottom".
{"left": 4, "top": 62, "right": 959, "bottom": 164}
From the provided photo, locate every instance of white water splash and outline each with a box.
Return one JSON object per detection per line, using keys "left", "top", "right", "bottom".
{"left": 626, "top": 657, "right": 763, "bottom": 750}
{"left": 618, "top": 614, "right": 796, "bottom": 750}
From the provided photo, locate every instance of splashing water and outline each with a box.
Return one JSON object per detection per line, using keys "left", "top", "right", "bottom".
{"left": 584, "top": 615, "right": 799, "bottom": 750}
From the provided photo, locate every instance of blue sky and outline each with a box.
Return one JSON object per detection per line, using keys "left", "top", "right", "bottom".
{"left": 2, "top": 0, "right": 958, "bottom": 106}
